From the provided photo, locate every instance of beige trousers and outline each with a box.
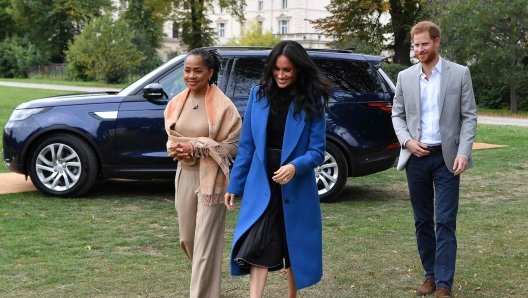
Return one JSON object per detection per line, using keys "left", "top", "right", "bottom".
{"left": 175, "top": 166, "right": 227, "bottom": 298}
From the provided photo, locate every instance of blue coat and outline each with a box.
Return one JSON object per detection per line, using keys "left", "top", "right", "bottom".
{"left": 227, "top": 86, "right": 325, "bottom": 290}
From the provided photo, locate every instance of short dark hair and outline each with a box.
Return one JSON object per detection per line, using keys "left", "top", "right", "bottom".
{"left": 411, "top": 21, "right": 441, "bottom": 40}
{"left": 185, "top": 48, "right": 223, "bottom": 85}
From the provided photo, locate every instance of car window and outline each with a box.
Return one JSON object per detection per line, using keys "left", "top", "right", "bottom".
{"left": 232, "top": 58, "right": 266, "bottom": 98}
{"left": 159, "top": 64, "right": 185, "bottom": 99}
{"left": 158, "top": 58, "right": 229, "bottom": 100}
{"left": 313, "top": 59, "right": 388, "bottom": 93}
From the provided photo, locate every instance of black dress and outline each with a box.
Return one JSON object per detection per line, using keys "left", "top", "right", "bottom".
{"left": 233, "top": 89, "right": 292, "bottom": 272}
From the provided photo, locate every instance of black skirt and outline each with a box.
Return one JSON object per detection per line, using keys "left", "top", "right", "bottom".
{"left": 233, "top": 148, "right": 290, "bottom": 271}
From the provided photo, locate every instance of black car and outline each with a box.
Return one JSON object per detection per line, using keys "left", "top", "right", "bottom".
{"left": 2, "top": 47, "right": 399, "bottom": 201}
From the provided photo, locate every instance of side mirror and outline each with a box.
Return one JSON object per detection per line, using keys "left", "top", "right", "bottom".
{"left": 143, "top": 83, "right": 165, "bottom": 100}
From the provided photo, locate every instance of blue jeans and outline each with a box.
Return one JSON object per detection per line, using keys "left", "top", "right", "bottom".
{"left": 406, "top": 151, "right": 460, "bottom": 290}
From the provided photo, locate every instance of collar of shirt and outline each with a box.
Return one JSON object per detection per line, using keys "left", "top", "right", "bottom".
{"left": 420, "top": 57, "right": 442, "bottom": 79}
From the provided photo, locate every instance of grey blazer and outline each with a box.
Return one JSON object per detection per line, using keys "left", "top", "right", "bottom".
{"left": 391, "top": 59, "right": 478, "bottom": 172}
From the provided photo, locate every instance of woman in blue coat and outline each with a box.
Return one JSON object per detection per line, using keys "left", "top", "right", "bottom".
{"left": 224, "top": 40, "right": 330, "bottom": 298}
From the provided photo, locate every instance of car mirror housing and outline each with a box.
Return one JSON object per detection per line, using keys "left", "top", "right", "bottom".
{"left": 143, "top": 83, "right": 165, "bottom": 100}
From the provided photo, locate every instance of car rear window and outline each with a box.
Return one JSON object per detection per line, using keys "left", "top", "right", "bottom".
{"left": 313, "top": 59, "right": 390, "bottom": 93}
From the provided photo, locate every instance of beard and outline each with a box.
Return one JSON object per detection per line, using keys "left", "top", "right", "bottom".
{"left": 416, "top": 48, "right": 438, "bottom": 64}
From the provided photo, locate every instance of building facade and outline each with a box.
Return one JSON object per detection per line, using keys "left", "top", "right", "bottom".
{"left": 159, "top": 0, "right": 332, "bottom": 61}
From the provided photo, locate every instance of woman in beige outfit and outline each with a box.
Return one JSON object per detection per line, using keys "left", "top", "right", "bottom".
{"left": 164, "top": 48, "right": 242, "bottom": 298}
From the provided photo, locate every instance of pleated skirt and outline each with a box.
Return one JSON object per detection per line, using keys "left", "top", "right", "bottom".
{"left": 233, "top": 148, "right": 290, "bottom": 271}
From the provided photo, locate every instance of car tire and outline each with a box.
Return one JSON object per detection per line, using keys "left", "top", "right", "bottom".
{"left": 29, "top": 133, "right": 98, "bottom": 197}
{"left": 316, "top": 142, "right": 348, "bottom": 202}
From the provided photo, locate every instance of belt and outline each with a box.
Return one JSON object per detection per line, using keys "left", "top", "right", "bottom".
{"left": 425, "top": 145, "right": 442, "bottom": 153}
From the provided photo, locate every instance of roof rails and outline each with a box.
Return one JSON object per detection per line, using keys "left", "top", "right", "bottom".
{"left": 202, "top": 46, "right": 355, "bottom": 54}
{"left": 202, "top": 46, "right": 273, "bottom": 51}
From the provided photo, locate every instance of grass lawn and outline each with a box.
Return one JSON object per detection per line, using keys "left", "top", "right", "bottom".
{"left": 1, "top": 124, "right": 527, "bottom": 297}
{"left": 1, "top": 87, "right": 528, "bottom": 297}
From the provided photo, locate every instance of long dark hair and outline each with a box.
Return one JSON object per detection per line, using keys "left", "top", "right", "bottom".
{"left": 185, "top": 48, "right": 222, "bottom": 85}
{"left": 257, "top": 40, "right": 330, "bottom": 121}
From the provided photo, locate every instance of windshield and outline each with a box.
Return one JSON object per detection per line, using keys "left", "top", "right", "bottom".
{"left": 118, "top": 54, "right": 187, "bottom": 96}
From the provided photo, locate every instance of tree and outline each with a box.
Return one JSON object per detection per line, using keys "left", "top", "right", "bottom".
{"left": 120, "top": 0, "right": 169, "bottom": 72}
{"left": 7, "top": 0, "right": 112, "bottom": 62}
{"left": 66, "top": 15, "right": 145, "bottom": 84}
{"left": 0, "top": 0, "right": 21, "bottom": 40}
{"left": 311, "top": 0, "right": 426, "bottom": 65}
{"left": 0, "top": 35, "right": 49, "bottom": 78}
{"left": 171, "top": 0, "right": 245, "bottom": 50}
{"left": 439, "top": 0, "right": 528, "bottom": 113}
{"left": 226, "top": 19, "right": 281, "bottom": 46}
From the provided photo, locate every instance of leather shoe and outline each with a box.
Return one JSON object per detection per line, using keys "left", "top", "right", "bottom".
{"left": 416, "top": 278, "right": 435, "bottom": 296}
{"left": 435, "top": 287, "right": 452, "bottom": 298}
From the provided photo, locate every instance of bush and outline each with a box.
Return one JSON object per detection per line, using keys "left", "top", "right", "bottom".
{"left": 66, "top": 15, "right": 145, "bottom": 84}
{"left": 380, "top": 62, "right": 408, "bottom": 85}
{"left": 0, "top": 35, "right": 49, "bottom": 78}
{"left": 470, "top": 65, "right": 528, "bottom": 111}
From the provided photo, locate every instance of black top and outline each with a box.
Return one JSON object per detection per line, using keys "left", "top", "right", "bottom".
{"left": 266, "top": 86, "right": 293, "bottom": 150}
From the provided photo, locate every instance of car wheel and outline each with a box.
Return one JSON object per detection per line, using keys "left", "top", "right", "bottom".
{"left": 316, "top": 142, "right": 348, "bottom": 202}
{"left": 29, "top": 133, "right": 98, "bottom": 197}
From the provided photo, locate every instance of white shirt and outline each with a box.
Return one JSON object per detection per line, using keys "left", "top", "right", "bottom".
{"left": 419, "top": 58, "right": 442, "bottom": 146}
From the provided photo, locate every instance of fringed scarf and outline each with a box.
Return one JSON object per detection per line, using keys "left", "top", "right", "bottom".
{"left": 164, "top": 85, "right": 242, "bottom": 205}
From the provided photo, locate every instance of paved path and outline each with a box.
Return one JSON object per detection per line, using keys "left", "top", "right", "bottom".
{"left": 478, "top": 115, "right": 528, "bottom": 127}
{"left": 0, "top": 81, "right": 121, "bottom": 92}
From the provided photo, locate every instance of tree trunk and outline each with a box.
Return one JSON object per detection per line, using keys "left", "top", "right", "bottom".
{"left": 393, "top": 30, "right": 411, "bottom": 65}
{"left": 510, "top": 60, "right": 517, "bottom": 114}
{"left": 389, "top": 0, "right": 412, "bottom": 65}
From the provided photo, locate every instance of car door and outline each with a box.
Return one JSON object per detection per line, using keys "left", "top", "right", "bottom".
{"left": 115, "top": 63, "right": 186, "bottom": 179}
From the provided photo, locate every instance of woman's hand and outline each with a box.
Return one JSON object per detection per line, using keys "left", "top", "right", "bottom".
{"left": 167, "top": 142, "right": 193, "bottom": 161}
{"left": 272, "top": 164, "right": 296, "bottom": 185}
{"left": 225, "top": 192, "right": 236, "bottom": 210}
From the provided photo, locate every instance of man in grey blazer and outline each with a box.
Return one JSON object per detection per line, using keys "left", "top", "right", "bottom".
{"left": 392, "top": 21, "right": 477, "bottom": 298}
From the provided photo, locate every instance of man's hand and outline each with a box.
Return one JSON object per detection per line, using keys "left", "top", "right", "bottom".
{"left": 453, "top": 156, "right": 468, "bottom": 176}
{"left": 406, "top": 140, "right": 431, "bottom": 158}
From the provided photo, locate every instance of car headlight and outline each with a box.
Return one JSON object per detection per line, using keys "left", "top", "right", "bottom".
{"left": 8, "top": 108, "right": 48, "bottom": 121}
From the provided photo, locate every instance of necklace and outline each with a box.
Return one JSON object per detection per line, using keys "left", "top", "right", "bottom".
{"left": 190, "top": 95, "right": 205, "bottom": 109}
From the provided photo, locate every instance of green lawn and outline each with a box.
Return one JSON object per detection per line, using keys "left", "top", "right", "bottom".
{"left": 1, "top": 87, "right": 527, "bottom": 297}
{"left": 1, "top": 124, "right": 527, "bottom": 297}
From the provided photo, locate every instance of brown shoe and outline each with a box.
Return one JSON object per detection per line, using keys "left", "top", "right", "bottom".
{"left": 435, "top": 287, "right": 452, "bottom": 298}
{"left": 416, "top": 278, "right": 436, "bottom": 296}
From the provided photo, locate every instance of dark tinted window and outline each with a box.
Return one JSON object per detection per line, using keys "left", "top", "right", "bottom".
{"left": 232, "top": 58, "right": 266, "bottom": 97}
{"left": 313, "top": 59, "right": 389, "bottom": 93}
{"left": 159, "top": 58, "right": 229, "bottom": 99}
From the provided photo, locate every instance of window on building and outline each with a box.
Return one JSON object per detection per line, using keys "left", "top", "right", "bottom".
{"left": 240, "top": 22, "right": 245, "bottom": 35}
{"left": 258, "top": 21, "right": 263, "bottom": 32}
{"left": 172, "top": 22, "right": 179, "bottom": 38}
{"left": 218, "top": 23, "right": 225, "bottom": 38}
{"left": 242, "top": 3, "right": 247, "bottom": 12}
{"left": 282, "top": 0, "right": 287, "bottom": 9}
{"left": 279, "top": 20, "right": 288, "bottom": 34}
{"left": 258, "top": 0, "right": 263, "bottom": 11}
{"left": 220, "top": 6, "right": 224, "bottom": 13}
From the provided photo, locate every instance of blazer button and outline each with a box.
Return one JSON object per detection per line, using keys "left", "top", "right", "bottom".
{"left": 418, "top": 128, "right": 421, "bottom": 131}
{"left": 285, "top": 199, "right": 290, "bottom": 204}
